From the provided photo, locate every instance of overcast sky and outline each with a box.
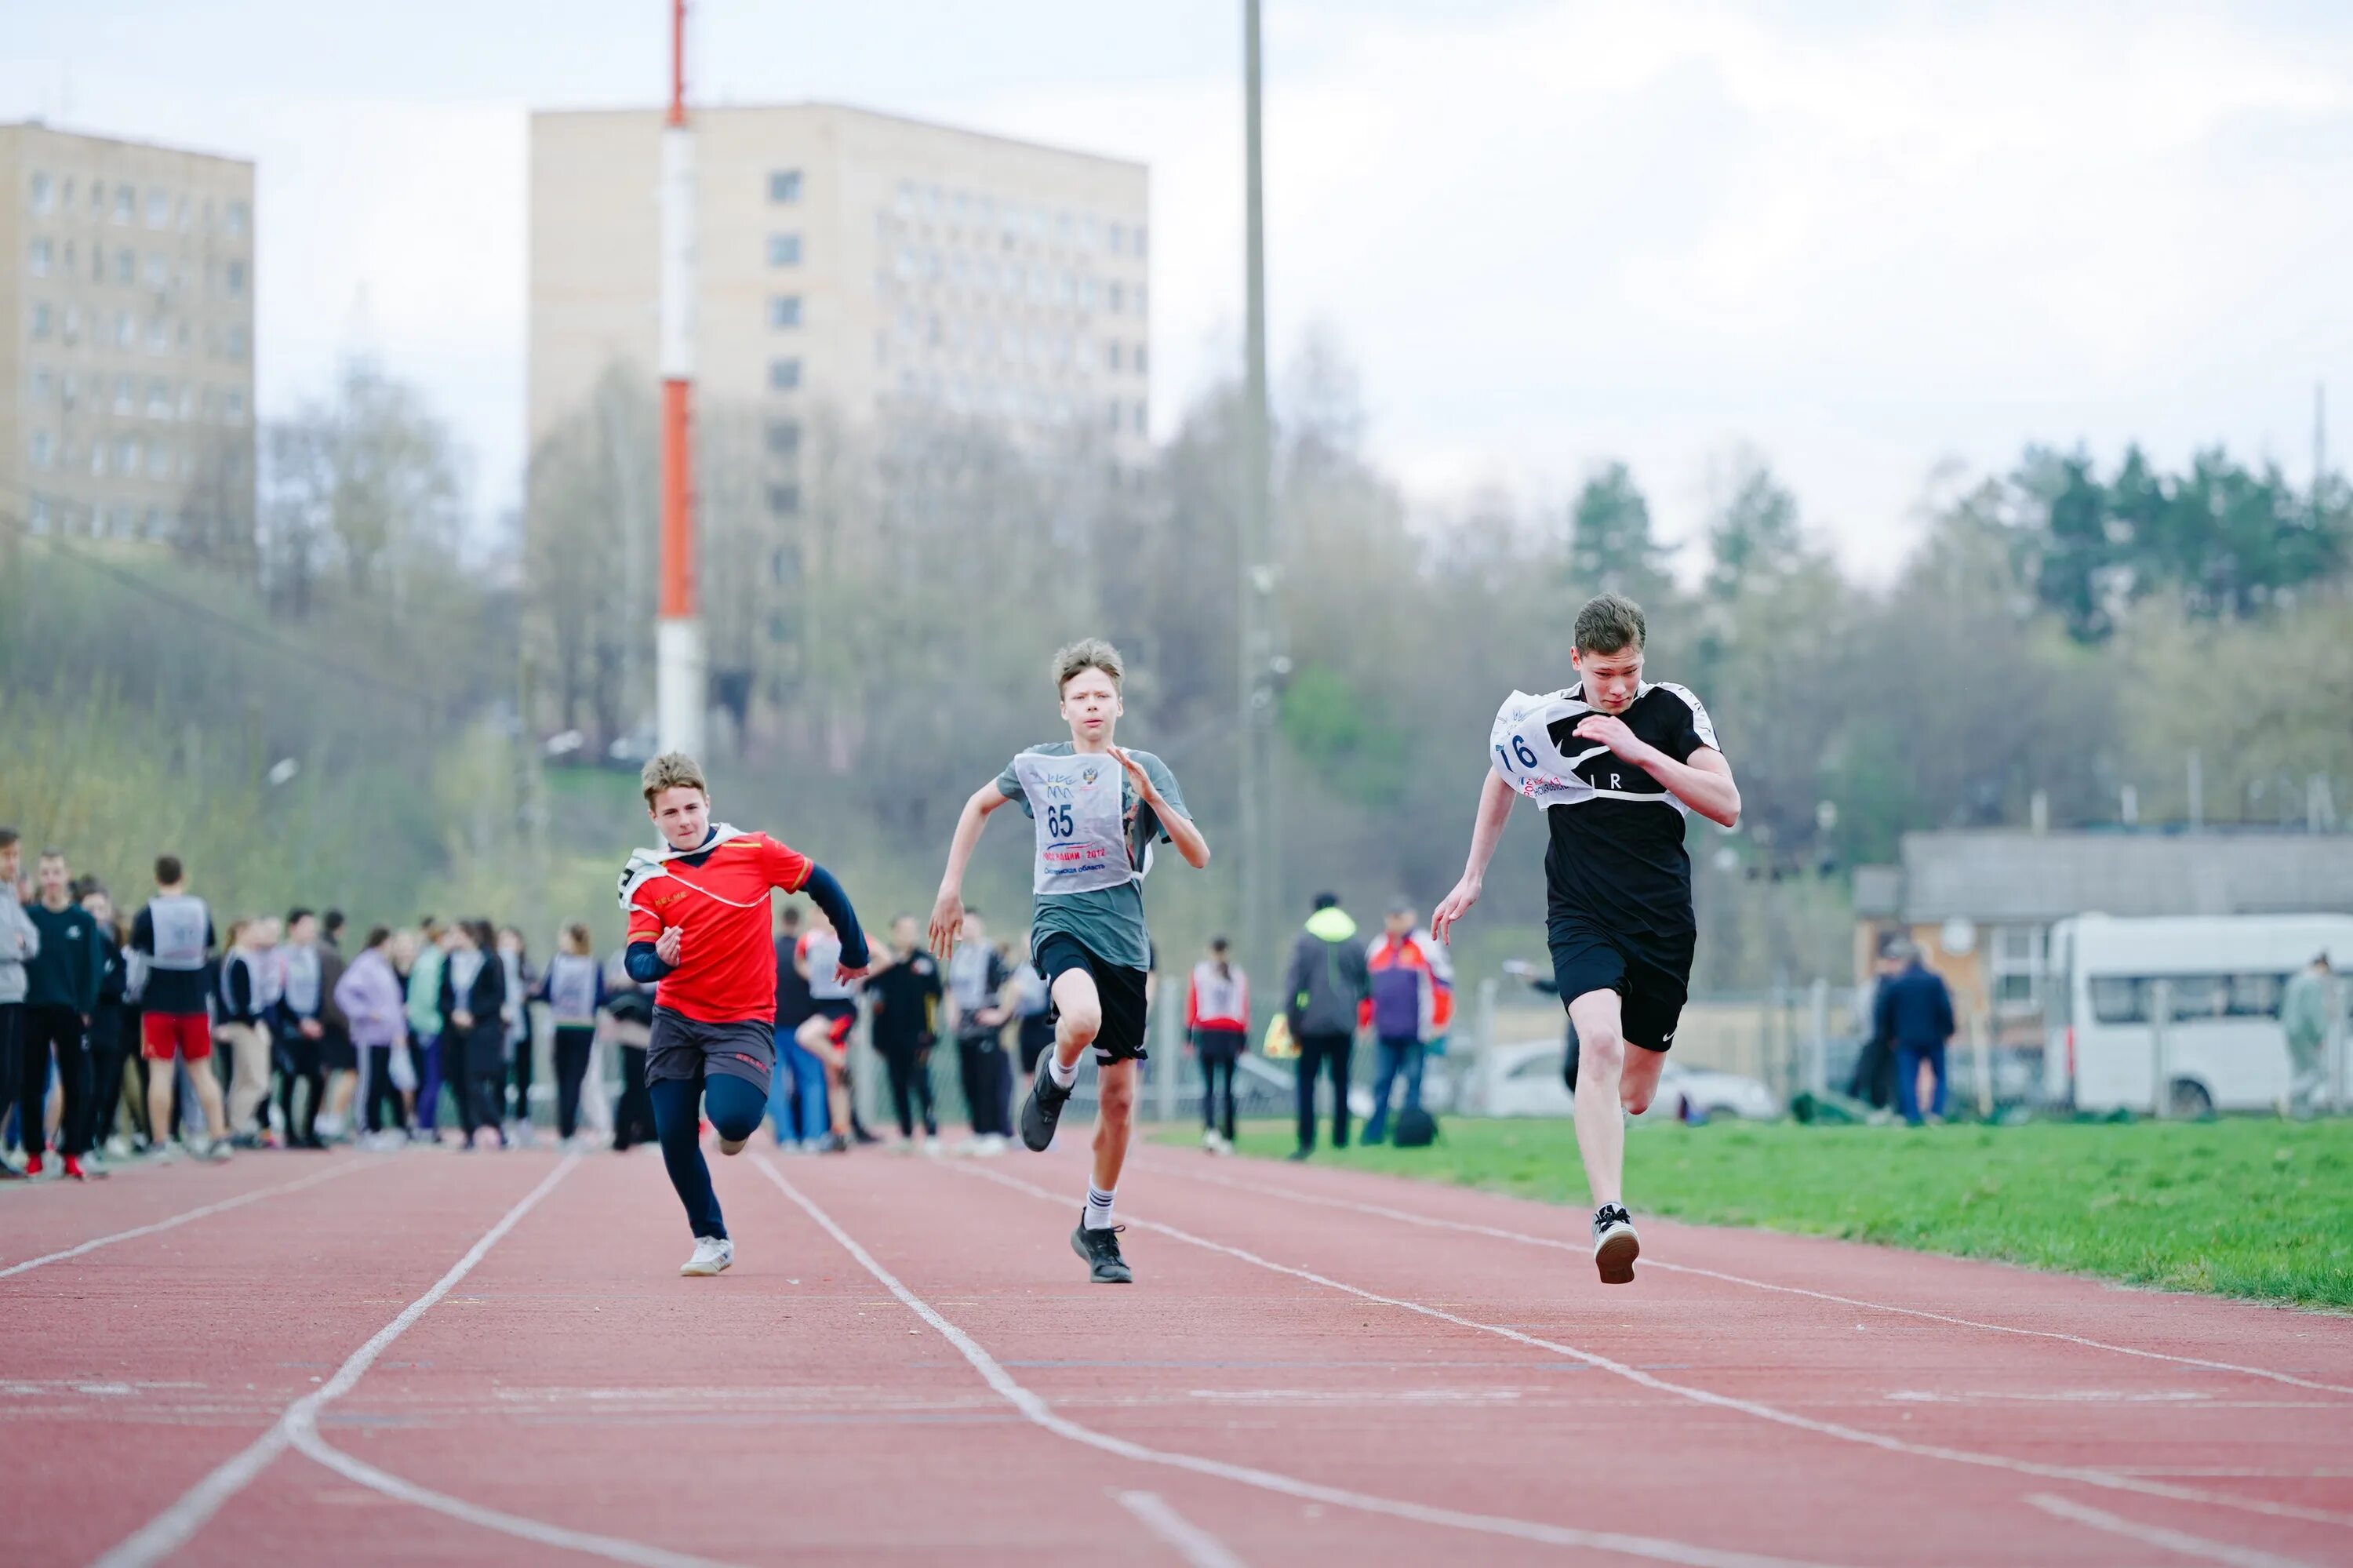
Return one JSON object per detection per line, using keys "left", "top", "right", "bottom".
{"left": 8, "top": 1, "right": 2351, "bottom": 579}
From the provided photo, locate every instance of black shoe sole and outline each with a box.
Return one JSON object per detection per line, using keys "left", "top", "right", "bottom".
{"left": 1595, "top": 1226, "right": 1639, "bottom": 1285}
{"left": 1071, "top": 1225, "right": 1133, "bottom": 1283}
{"left": 1020, "top": 1068, "right": 1071, "bottom": 1152}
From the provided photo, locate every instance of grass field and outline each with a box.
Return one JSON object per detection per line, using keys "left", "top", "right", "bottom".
{"left": 1169, "top": 1117, "right": 2353, "bottom": 1311}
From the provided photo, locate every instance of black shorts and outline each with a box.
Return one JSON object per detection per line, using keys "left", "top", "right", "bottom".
{"left": 647, "top": 1007, "right": 776, "bottom": 1090}
{"left": 318, "top": 1029, "right": 358, "bottom": 1074}
{"left": 1034, "top": 933, "right": 1149, "bottom": 1064}
{"left": 1545, "top": 913, "right": 1693, "bottom": 1054}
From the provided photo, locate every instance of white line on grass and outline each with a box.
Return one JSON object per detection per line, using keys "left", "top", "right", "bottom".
{"left": 2026, "top": 1493, "right": 2318, "bottom": 1568}
{"left": 1117, "top": 1490, "right": 1253, "bottom": 1568}
{"left": 754, "top": 1153, "right": 1846, "bottom": 1568}
{"left": 3, "top": 1159, "right": 374, "bottom": 1280}
{"left": 1140, "top": 1154, "right": 2353, "bottom": 1399}
{"left": 964, "top": 1162, "right": 2353, "bottom": 1533}
{"left": 91, "top": 1155, "right": 590, "bottom": 1568}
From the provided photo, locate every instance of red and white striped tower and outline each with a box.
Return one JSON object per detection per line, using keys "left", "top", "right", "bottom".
{"left": 656, "top": 0, "right": 704, "bottom": 758}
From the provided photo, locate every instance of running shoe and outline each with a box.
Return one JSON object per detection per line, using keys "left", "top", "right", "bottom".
{"left": 0, "top": 1160, "right": 24, "bottom": 1181}
{"left": 1592, "top": 1204, "right": 1639, "bottom": 1285}
{"left": 200, "top": 1139, "right": 233, "bottom": 1163}
{"left": 1020, "top": 1060, "right": 1073, "bottom": 1151}
{"left": 64, "top": 1155, "right": 106, "bottom": 1181}
{"left": 1071, "top": 1215, "right": 1133, "bottom": 1284}
{"left": 679, "top": 1235, "right": 735, "bottom": 1277}
{"left": 24, "top": 1154, "right": 44, "bottom": 1178}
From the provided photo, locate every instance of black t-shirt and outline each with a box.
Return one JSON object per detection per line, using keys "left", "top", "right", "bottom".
{"left": 1540, "top": 681, "right": 1720, "bottom": 941}
{"left": 773, "top": 934, "right": 816, "bottom": 1028}
{"left": 867, "top": 951, "right": 944, "bottom": 1052}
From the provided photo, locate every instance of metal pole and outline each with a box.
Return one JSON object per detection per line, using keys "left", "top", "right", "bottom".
{"left": 2328, "top": 973, "right": 2347, "bottom": 1115}
{"left": 1158, "top": 969, "right": 1180, "bottom": 1126}
{"left": 1237, "top": 0, "right": 1279, "bottom": 1003}
{"left": 2149, "top": 979, "right": 2173, "bottom": 1119}
{"left": 1807, "top": 977, "right": 1829, "bottom": 1097}
{"left": 656, "top": 0, "right": 704, "bottom": 759}
{"left": 1970, "top": 1008, "right": 1993, "bottom": 1120}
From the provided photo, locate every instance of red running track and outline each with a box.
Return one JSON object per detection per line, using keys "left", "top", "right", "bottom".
{"left": 7, "top": 1134, "right": 2351, "bottom": 1567}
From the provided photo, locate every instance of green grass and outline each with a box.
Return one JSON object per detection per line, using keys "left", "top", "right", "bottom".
{"left": 1166, "top": 1118, "right": 2353, "bottom": 1311}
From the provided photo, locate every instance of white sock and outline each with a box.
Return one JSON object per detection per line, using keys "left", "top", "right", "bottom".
{"left": 1047, "top": 1053, "right": 1079, "bottom": 1090}
{"left": 1083, "top": 1185, "right": 1116, "bottom": 1230}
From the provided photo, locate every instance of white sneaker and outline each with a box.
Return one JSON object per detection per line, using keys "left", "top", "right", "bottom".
{"left": 922, "top": 1136, "right": 944, "bottom": 1157}
{"left": 200, "top": 1138, "right": 234, "bottom": 1163}
{"left": 1202, "top": 1128, "right": 1221, "bottom": 1151}
{"left": 975, "top": 1133, "right": 1009, "bottom": 1156}
{"left": 105, "top": 1135, "right": 133, "bottom": 1159}
{"left": 679, "top": 1236, "right": 734, "bottom": 1277}
{"left": 313, "top": 1113, "right": 348, "bottom": 1143}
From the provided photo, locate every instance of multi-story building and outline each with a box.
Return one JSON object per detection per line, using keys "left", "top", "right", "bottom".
{"left": 529, "top": 101, "right": 1152, "bottom": 484}
{"left": 2, "top": 122, "right": 256, "bottom": 548}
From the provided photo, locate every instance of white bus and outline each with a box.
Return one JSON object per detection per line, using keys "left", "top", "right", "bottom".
{"left": 2044, "top": 914, "right": 2353, "bottom": 1115}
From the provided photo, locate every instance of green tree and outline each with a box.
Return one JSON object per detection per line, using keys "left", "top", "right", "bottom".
{"left": 1568, "top": 461, "right": 1675, "bottom": 603}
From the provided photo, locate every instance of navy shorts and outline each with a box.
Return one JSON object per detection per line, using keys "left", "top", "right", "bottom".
{"left": 1546, "top": 914, "right": 1692, "bottom": 1055}
{"left": 1034, "top": 933, "right": 1149, "bottom": 1064}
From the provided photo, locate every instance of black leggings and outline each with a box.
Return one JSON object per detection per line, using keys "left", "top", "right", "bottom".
{"left": 510, "top": 1030, "right": 536, "bottom": 1125}
{"left": 650, "top": 1071, "right": 767, "bottom": 1240}
{"left": 1294, "top": 1031, "right": 1354, "bottom": 1152}
{"left": 363, "top": 1045, "right": 407, "bottom": 1133}
{"left": 553, "top": 1027, "right": 595, "bottom": 1139}
{"left": 464, "top": 1030, "right": 507, "bottom": 1140}
{"left": 882, "top": 1043, "right": 936, "bottom": 1138}
{"left": 22, "top": 1006, "right": 93, "bottom": 1158}
{"left": 87, "top": 1006, "right": 132, "bottom": 1150}
{"left": 956, "top": 1035, "right": 1011, "bottom": 1137}
{"left": 278, "top": 1028, "right": 325, "bottom": 1145}
{"left": 1198, "top": 1053, "right": 1240, "bottom": 1141}
{"left": 613, "top": 1044, "right": 656, "bottom": 1150}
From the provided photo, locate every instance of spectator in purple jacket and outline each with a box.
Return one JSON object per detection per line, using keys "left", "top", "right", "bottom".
{"left": 333, "top": 926, "right": 410, "bottom": 1150}
{"left": 1362, "top": 898, "right": 1447, "bottom": 1144}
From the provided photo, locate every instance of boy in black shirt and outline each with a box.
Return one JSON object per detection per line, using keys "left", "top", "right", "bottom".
{"left": 1432, "top": 595, "right": 1740, "bottom": 1284}
{"left": 866, "top": 915, "right": 944, "bottom": 1150}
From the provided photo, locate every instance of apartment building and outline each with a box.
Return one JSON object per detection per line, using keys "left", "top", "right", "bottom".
{"left": 2, "top": 122, "right": 256, "bottom": 547}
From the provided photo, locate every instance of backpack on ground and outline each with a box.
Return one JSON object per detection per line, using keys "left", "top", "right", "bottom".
{"left": 1391, "top": 1105, "right": 1438, "bottom": 1148}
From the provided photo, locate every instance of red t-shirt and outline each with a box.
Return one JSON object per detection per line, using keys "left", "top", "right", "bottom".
{"left": 625, "top": 832, "right": 812, "bottom": 1024}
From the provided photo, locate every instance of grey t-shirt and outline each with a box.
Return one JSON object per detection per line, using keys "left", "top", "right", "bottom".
{"left": 995, "top": 744, "right": 1187, "bottom": 972}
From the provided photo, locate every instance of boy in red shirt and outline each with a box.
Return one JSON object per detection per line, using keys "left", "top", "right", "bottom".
{"left": 619, "top": 752, "right": 871, "bottom": 1276}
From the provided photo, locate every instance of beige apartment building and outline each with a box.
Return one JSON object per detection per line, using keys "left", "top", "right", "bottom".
{"left": 2, "top": 123, "right": 256, "bottom": 548}
{"left": 529, "top": 102, "right": 1153, "bottom": 491}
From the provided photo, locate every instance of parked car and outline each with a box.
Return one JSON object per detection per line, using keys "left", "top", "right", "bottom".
{"left": 1470, "top": 1038, "right": 1778, "bottom": 1122}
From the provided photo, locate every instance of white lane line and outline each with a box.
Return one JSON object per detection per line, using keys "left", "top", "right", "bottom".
{"left": 755, "top": 1155, "right": 1844, "bottom": 1568}
{"left": 964, "top": 1162, "right": 2353, "bottom": 1533}
{"left": 1140, "top": 1155, "right": 2353, "bottom": 1399}
{"left": 2026, "top": 1493, "right": 2318, "bottom": 1568}
{"left": 2, "top": 1160, "right": 374, "bottom": 1280}
{"left": 91, "top": 1155, "right": 583, "bottom": 1568}
{"left": 1118, "top": 1490, "right": 1251, "bottom": 1568}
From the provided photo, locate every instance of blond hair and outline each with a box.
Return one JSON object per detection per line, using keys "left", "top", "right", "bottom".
{"left": 640, "top": 751, "right": 708, "bottom": 808}
{"left": 1053, "top": 638, "right": 1125, "bottom": 695}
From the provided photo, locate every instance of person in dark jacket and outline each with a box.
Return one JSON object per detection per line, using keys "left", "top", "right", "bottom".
{"left": 1846, "top": 947, "right": 1904, "bottom": 1111}
{"left": 1283, "top": 893, "right": 1371, "bottom": 1159}
{"left": 20, "top": 850, "right": 107, "bottom": 1177}
{"left": 82, "top": 889, "right": 135, "bottom": 1159}
{"left": 438, "top": 919, "right": 508, "bottom": 1149}
{"left": 1874, "top": 940, "right": 1956, "bottom": 1126}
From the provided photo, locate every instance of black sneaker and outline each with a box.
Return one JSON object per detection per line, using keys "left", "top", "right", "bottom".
{"left": 1020, "top": 1060, "right": 1073, "bottom": 1151}
{"left": 1071, "top": 1215, "right": 1133, "bottom": 1284}
{"left": 1592, "top": 1204, "right": 1639, "bottom": 1285}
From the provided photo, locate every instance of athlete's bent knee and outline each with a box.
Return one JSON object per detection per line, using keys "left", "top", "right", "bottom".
{"left": 704, "top": 1077, "right": 766, "bottom": 1146}
{"left": 1059, "top": 1002, "right": 1104, "bottom": 1046}
{"left": 1580, "top": 1031, "right": 1627, "bottom": 1082}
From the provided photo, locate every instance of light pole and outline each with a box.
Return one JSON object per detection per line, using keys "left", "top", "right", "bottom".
{"left": 1238, "top": 0, "right": 1282, "bottom": 1010}
{"left": 656, "top": 0, "right": 704, "bottom": 759}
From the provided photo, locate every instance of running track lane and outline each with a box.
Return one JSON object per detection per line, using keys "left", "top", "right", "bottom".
{"left": 1106, "top": 1141, "right": 2353, "bottom": 1558}
{"left": 15, "top": 1135, "right": 2353, "bottom": 1565}
{"left": 4, "top": 1148, "right": 563, "bottom": 1565}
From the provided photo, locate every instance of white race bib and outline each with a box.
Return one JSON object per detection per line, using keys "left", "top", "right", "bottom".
{"left": 1013, "top": 751, "right": 1137, "bottom": 897}
{"left": 1489, "top": 689, "right": 1601, "bottom": 808}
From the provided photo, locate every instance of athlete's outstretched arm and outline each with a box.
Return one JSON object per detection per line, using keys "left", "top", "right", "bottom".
{"left": 929, "top": 782, "right": 1011, "bottom": 956}
{"left": 801, "top": 864, "right": 871, "bottom": 977}
{"left": 1573, "top": 715, "right": 1742, "bottom": 828}
{"left": 1431, "top": 769, "right": 1518, "bottom": 945}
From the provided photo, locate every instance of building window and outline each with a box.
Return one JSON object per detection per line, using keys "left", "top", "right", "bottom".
{"left": 30, "top": 300, "right": 51, "bottom": 340}
{"left": 29, "top": 429, "right": 54, "bottom": 468}
{"left": 115, "top": 375, "right": 136, "bottom": 413}
{"left": 1107, "top": 222, "right": 1124, "bottom": 256}
{"left": 31, "top": 366, "right": 52, "bottom": 402}
{"left": 765, "top": 420, "right": 802, "bottom": 458}
{"left": 148, "top": 379, "right": 173, "bottom": 417}
{"left": 767, "top": 233, "right": 801, "bottom": 267}
{"left": 1990, "top": 924, "right": 2045, "bottom": 1012}
{"left": 31, "top": 172, "right": 53, "bottom": 213}
{"left": 1105, "top": 398, "right": 1122, "bottom": 434}
{"left": 29, "top": 238, "right": 51, "bottom": 276}
{"left": 147, "top": 317, "right": 169, "bottom": 351}
{"left": 769, "top": 169, "right": 802, "bottom": 203}
{"left": 766, "top": 483, "right": 801, "bottom": 517}
{"left": 1106, "top": 341, "right": 1122, "bottom": 373}
{"left": 114, "top": 248, "right": 133, "bottom": 285}
{"left": 768, "top": 357, "right": 802, "bottom": 391}
{"left": 144, "top": 252, "right": 170, "bottom": 288}
{"left": 118, "top": 436, "right": 142, "bottom": 473}
{"left": 1135, "top": 344, "right": 1148, "bottom": 375}
{"left": 225, "top": 200, "right": 250, "bottom": 237}
{"left": 225, "top": 387, "right": 246, "bottom": 420}
{"left": 114, "top": 186, "right": 135, "bottom": 224}
{"left": 59, "top": 304, "right": 79, "bottom": 344}
{"left": 769, "top": 295, "right": 802, "bottom": 329}
{"left": 1132, "top": 399, "right": 1147, "bottom": 434}
{"left": 27, "top": 495, "right": 51, "bottom": 533}
{"left": 147, "top": 191, "right": 171, "bottom": 227}
{"left": 1107, "top": 281, "right": 1124, "bottom": 314}
{"left": 227, "top": 323, "right": 249, "bottom": 357}
{"left": 89, "top": 180, "right": 106, "bottom": 215}
{"left": 227, "top": 259, "right": 247, "bottom": 295}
